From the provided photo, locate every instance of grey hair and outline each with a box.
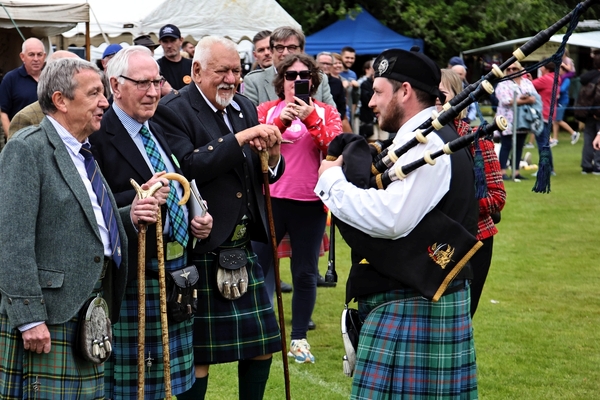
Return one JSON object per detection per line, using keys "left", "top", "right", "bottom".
{"left": 270, "top": 26, "right": 305, "bottom": 50}
{"left": 106, "top": 45, "right": 157, "bottom": 83}
{"left": 192, "top": 36, "right": 238, "bottom": 72}
{"left": 316, "top": 52, "right": 333, "bottom": 63}
{"left": 38, "top": 58, "right": 99, "bottom": 114}
{"left": 21, "top": 37, "right": 45, "bottom": 54}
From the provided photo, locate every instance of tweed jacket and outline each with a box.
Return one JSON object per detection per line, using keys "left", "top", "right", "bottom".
{"left": 90, "top": 106, "right": 187, "bottom": 282}
{"left": 0, "top": 117, "right": 129, "bottom": 329}
{"left": 243, "top": 65, "right": 335, "bottom": 107}
{"left": 154, "top": 86, "right": 285, "bottom": 253}
{"left": 8, "top": 100, "right": 44, "bottom": 140}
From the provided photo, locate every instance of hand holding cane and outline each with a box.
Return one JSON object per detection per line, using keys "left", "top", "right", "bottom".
{"left": 259, "top": 150, "right": 291, "bottom": 400}
{"left": 129, "top": 179, "right": 163, "bottom": 400}
{"left": 154, "top": 173, "right": 190, "bottom": 399}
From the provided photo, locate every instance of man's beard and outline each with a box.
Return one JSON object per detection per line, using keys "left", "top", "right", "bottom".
{"left": 215, "top": 84, "right": 235, "bottom": 108}
{"left": 379, "top": 100, "right": 403, "bottom": 133}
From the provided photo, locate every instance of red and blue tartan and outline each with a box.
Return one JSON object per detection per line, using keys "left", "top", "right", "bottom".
{"left": 191, "top": 242, "right": 281, "bottom": 364}
{"left": 0, "top": 314, "right": 104, "bottom": 399}
{"left": 351, "top": 283, "right": 478, "bottom": 400}
{"left": 104, "top": 255, "right": 194, "bottom": 399}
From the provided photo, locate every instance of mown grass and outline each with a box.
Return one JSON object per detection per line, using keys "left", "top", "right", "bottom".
{"left": 198, "top": 130, "right": 600, "bottom": 399}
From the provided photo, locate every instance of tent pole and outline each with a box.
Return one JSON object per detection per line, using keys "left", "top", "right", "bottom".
{"left": 85, "top": 21, "right": 90, "bottom": 61}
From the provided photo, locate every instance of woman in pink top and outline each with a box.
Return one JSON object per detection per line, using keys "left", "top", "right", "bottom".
{"left": 253, "top": 53, "right": 342, "bottom": 364}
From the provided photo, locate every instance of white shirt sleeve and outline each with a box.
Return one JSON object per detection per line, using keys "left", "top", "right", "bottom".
{"left": 314, "top": 108, "right": 451, "bottom": 240}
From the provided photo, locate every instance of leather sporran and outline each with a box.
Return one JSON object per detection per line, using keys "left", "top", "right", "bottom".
{"left": 166, "top": 265, "right": 199, "bottom": 323}
{"left": 215, "top": 248, "right": 248, "bottom": 300}
{"left": 75, "top": 295, "right": 112, "bottom": 364}
{"left": 341, "top": 306, "right": 363, "bottom": 377}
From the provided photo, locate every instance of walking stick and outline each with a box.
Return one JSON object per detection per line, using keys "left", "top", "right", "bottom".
{"left": 130, "top": 179, "right": 163, "bottom": 400}
{"left": 155, "top": 173, "right": 190, "bottom": 399}
{"left": 259, "top": 151, "right": 291, "bottom": 400}
{"left": 324, "top": 216, "right": 337, "bottom": 284}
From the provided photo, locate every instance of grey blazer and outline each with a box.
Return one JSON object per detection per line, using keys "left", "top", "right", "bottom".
{"left": 243, "top": 65, "right": 335, "bottom": 107}
{"left": 0, "top": 117, "right": 129, "bottom": 329}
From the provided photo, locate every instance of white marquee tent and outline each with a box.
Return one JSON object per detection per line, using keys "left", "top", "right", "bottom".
{"left": 61, "top": 0, "right": 301, "bottom": 44}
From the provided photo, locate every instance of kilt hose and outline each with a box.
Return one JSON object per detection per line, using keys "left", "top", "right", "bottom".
{"left": 104, "top": 255, "right": 194, "bottom": 399}
{"left": 0, "top": 314, "right": 104, "bottom": 399}
{"left": 351, "top": 282, "right": 478, "bottom": 400}
{"left": 191, "top": 240, "right": 281, "bottom": 364}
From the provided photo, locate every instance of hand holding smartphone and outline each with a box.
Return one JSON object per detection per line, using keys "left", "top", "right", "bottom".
{"left": 294, "top": 79, "right": 311, "bottom": 104}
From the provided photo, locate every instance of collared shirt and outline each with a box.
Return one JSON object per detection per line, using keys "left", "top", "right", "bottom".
{"left": 194, "top": 83, "right": 281, "bottom": 174}
{"left": 315, "top": 106, "right": 451, "bottom": 239}
{"left": 0, "top": 65, "right": 39, "bottom": 119}
{"left": 47, "top": 115, "right": 112, "bottom": 255}
{"left": 112, "top": 102, "right": 189, "bottom": 231}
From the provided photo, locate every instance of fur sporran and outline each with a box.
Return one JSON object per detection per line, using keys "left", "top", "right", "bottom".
{"left": 341, "top": 306, "right": 363, "bottom": 377}
{"left": 166, "top": 265, "right": 199, "bottom": 323}
{"left": 215, "top": 248, "right": 248, "bottom": 300}
{"left": 75, "top": 295, "right": 112, "bottom": 364}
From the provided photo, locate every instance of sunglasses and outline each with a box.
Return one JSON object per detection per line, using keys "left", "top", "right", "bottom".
{"left": 284, "top": 70, "right": 311, "bottom": 81}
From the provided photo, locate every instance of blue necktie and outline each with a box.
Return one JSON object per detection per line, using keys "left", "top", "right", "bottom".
{"left": 138, "top": 125, "right": 188, "bottom": 248}
{"left": 80, "top": 143, "right": 122, "bottom": 268}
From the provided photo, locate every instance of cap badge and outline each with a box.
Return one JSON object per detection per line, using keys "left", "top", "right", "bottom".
{"left": 378, "top": 59, "right": 389, "bottom": 75}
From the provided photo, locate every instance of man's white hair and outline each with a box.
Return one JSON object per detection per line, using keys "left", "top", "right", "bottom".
{"left": 192, "top": 36, "right": 238, "bottom": 73}
{"left": 21, "top": 37, "right": 45, "bottom": 54}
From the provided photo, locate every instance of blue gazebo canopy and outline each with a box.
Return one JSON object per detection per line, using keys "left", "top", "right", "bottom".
{"left": 305, "top": 8, "right": 423, "bottom": 56}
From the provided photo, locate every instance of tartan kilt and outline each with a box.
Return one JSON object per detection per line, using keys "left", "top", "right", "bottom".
{"left": 191, "top": 243, "right": 281, "bottom": 364}
{"left": 351, "top": 282, "right": 478, "bottom": 400}
{"left": 0, "top": 313, "right": 104, "bottom": 399}
{"left": 104, "top": 255, "right": 194, "bottom": 399}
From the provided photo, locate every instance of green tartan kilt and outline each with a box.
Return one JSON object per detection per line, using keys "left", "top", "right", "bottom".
{"left": 104, "top": 256, "right": 194, "bottom": 399}
{"left": 0, "top": 313, "right": 104, "bottom": 399}
{"left": 191, "top": 243, "right": 281, "bottom": 364}
{"left": 351, "top": 282, "right": 478, "bottom": 400}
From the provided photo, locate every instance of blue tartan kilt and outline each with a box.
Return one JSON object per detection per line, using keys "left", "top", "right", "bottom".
{"left": 104, "top": 255, "right": 194, "bottom": 399}
{"left": 191, "top": 243, "right": 281, "bottom": 364}
{"left": 0, "top": 313, "right": 104, "bottom": 400}
{"left": 351, "top": 282, "right": 478, "bottom": 400}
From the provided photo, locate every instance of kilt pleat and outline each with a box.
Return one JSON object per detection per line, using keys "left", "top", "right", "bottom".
{"left": 104, "top": 255, "right": 194, "bottom": 399}
{"left": 0, "top": 314, "right": 104, "bottom": 399}
{"left": 191, "top": 244, "right": 281, "bottom": 364}
{"left": 351, "top": 284, "right": 478, "bottom": 400}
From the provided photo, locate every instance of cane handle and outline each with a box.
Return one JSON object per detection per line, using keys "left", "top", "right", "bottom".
{"left": 162, "top": 172, "right": 191, "bottom": 205}
{"left": 130, "top": 179, "right": 163, "bottom": 199}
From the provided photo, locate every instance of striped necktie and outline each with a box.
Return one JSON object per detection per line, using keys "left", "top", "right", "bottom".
{"left": 138, "top": 125, "right": 188, "bottom": 248}
{"left": 80, "top": 143, "right": 122, "bottom": 267}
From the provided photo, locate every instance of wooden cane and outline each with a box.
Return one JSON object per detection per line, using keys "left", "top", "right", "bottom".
{"left": 130, "top": 179, "right": 163, "bottom": 400}
{"left": 259, "top": 151, "right": 291, "bottom": 400}
{"left": 156, "top": 173, "right": 190, "bottom": 399}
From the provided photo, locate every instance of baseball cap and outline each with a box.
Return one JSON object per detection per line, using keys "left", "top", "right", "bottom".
{"left": 448, "top": 56, "right": 466, "bottom": 68}
{"left": 102, "top": 44, "right": 122, "bottom": 59}
{"left": 159, "top": 24, "right": 181, "bottom": 41}
{"left": 373, "top": 48, "right": 444, "bottom": 103}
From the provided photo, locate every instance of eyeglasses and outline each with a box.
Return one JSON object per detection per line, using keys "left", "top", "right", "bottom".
{"left": 120, "top": 75, "right": 164, "bottom": 91}
{"left": 284, "top": 70, "right": 311, "bottom": 81}
{"left": 319, "top": 62, "right": 333, "bottom": 66}
{"left": 273, "top": 44, "right": 300, "bottom": 53}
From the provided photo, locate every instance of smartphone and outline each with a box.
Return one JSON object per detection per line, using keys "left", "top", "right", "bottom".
{"left": 294, "top": 79, "right": 310, "bottom": 104}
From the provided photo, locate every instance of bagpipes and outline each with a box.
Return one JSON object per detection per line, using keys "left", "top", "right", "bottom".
{"left": 328, "top": 0, "right": 598, "bottom": 303}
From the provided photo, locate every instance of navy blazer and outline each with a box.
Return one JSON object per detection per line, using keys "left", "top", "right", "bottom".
{"left": 90, "top": 106, "right": 186, "bottom": 281}
{"left": 154, "top": 85, "right": 285, "bottom": 253}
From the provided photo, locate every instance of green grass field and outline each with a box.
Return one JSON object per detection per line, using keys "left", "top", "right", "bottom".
{"left": 201, "top": 130, "right": 600, "bottom": 399}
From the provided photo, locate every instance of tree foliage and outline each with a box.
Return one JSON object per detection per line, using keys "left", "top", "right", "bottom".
{"left": 276, "top": 0, "right": 598, "bottom": 65}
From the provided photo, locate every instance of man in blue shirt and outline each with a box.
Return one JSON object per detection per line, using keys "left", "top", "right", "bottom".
{"left": 0, "top": 38, "right": 46, "bottom": 135}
